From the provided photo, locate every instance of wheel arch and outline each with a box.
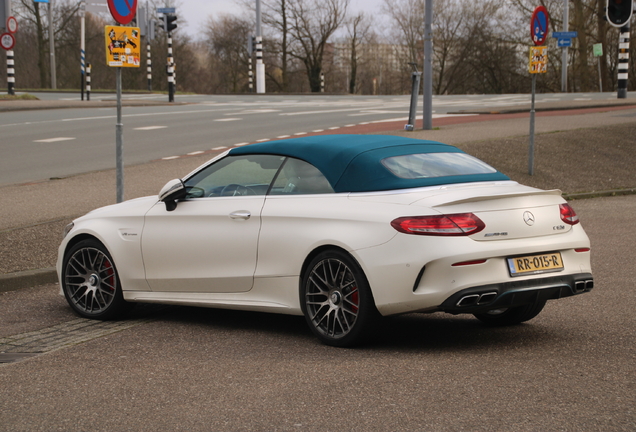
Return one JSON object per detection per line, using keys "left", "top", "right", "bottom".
{"left": 299, "top": 244, "right": 377, "bottom": 306}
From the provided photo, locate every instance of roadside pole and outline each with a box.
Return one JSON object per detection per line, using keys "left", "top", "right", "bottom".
{"left": 48, "top": 0, "right": 56, "bottom": 89}
{"left": 80, "top": 1, "right": 85, "bottom": 100}
{"left": 529, "top": 6, "right": 549, "bottom": 176}
{"left": 561, "top": 0, "right": 568, "bottom": 92}
{"left": 422, "top": 0, "right": 433, "bottom": 130}
{"left": 116, "top": 67, "right": 123, "bottom": 202}
{"left": 255, "top": 0, "right": 265, "bottom": 93}
{"left": 617, "top": 22, "right": 630, "bottom": 99}
{"left": 1, "top": 0, "right": 16, "bottom": 95}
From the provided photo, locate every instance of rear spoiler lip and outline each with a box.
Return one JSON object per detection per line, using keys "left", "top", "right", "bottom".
{"left": 431, "top": 189, "right": 563, "bottom": 208}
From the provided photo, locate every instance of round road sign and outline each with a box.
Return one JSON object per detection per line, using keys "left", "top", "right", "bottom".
{"left": 531, "top": 6, "right": 550, "bottom": 46}
{"left": 107, "top": 0, "right": 138, "bottom": 25}
{"left": 1, "top": 32, "right": 15, "bottom": 50}
{"left": 7, "top": 17, "right": 18, "bottom": 33}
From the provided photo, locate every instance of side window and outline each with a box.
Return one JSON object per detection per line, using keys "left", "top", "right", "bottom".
{"left": 184, "top": 154, "right": 284, "bottom": 197}
{"left": 270, "top": 158, "right": 334, "bottom": 195}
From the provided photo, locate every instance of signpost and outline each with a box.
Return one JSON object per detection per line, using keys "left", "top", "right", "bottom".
{"left": 105, "top": 1, "right": 138, "bottom": 203}
{"left": 528, "top": 6, "right": 549, "bottom": 176}
{"left": 593, "top": 43, "right": 603, "bottom": 92}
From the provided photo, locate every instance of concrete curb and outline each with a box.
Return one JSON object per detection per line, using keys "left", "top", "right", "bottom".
{"left": 0, "top": 268, "right": 57, "bottom": 293}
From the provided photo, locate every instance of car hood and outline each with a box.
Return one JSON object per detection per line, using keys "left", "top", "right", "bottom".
{"left": 75, "top": 196, "right": 160, "bottom": 222}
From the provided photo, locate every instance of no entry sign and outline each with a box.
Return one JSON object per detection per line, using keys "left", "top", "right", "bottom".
{"left": 107, "top": 0, "right": 138, "bottom": 25}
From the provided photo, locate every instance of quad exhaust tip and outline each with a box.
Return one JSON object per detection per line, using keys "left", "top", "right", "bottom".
{"left": 574, "top": 279, "right": 594, "bottom": 293}
{"left": 456, "top": 291, "right": 498, "bottom": 307}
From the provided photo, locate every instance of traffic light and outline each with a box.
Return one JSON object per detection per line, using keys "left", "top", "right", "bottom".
{"left": 166, "top": 15, "right": 177, "bottom": 32}
{"left": 607, "top": 0, "right": 633, "bottom": 27}
{"left": 158, "top": 15, "right": 177, "bottom": 33}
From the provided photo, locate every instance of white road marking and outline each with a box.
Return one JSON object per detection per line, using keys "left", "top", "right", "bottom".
{"left": 256, "top": 138, "right": 270, "bottom": 142}
{"left": 34, "top": 137, "right": 76, "bottom": 143}
{"left": 214, "top": 118, "right": 242, "bottom": 122}
{"left": 162, "top": 156, "right": 180, "bottom": 160}
{"left": 134, "top": 126, "right": 167, "bottom": 130}
{"left": 212, "top": 146, "right": 228, "bottom": 150}
{"left": 187, "top": 151, "right": 204, "bottom": 155}
{"left": 233, "top": 142, "right": 249, "bottom": 146}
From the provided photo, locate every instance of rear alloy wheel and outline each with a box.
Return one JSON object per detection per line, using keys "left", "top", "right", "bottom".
{"left": 473, "top": 298, "right": 547, "bottom": 326}
{"left": 301, "top": 250, "right": 379, "bottom": 347}
{"left": 62, "top": 239, "right": 129, "bottom": 320}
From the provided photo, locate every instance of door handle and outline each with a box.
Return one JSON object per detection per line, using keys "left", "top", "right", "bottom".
{"left": 229, "top": 210, "right": 251, "bottom": 220}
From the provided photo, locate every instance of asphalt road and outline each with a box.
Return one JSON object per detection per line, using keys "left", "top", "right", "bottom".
{"left": 1, "top": 91, "right": 634, "bottom": 185}
{"left": 0, "top": 195, "right": 634, "bottom": 431}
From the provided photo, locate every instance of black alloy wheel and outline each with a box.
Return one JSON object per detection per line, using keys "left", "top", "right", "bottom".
{"left": 301, "top": 250, "right": 379, "bottom": 347}
{"left": 62, "top": 239, "right": 130, "bottom": 320}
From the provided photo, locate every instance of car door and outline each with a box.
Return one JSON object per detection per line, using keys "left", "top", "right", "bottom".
{"left": 141, "top": 154, "right": 285, "bottom": 293}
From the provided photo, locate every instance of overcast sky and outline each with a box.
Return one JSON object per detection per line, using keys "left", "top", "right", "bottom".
{"left": 171, "top": 0, "right": 385, "bottom": 40}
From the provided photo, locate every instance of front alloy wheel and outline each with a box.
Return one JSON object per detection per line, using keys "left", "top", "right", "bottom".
{"left": 301, "top": 250, "right": 378, "bottom": 347}
{"left": 62, "top": 239, "right": 129, "bottom": 320}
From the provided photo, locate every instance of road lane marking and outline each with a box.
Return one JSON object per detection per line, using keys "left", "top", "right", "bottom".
{"left": 212, "top": 146, "right": 228, "bottom": 150}
{"left": 187, "top": 151, "right": 204, "bottom": 155}
{"left": 214, "top": 118, "right": 242, "bottom": 122}
{"left": 134, "top": 126, "right": 168, "bottom": 130}
{"left": 33, "top": 137, "right": 76, "bottom": 143}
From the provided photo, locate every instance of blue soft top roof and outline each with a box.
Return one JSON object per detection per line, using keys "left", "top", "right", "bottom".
{"left": 229, "top": 134, "right": 509, "bottom": 193}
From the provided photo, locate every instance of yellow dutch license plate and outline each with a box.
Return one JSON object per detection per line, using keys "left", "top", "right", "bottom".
{"left": 507, "top": 252, "right": 564, "bottom": 277}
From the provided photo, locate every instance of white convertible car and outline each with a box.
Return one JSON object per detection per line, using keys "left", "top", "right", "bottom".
{"left": 58, "top": 135, "right": 593, "bottom": 346}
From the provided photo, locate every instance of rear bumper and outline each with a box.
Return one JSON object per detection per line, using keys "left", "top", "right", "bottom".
{"left": 439, "top": 272, "right": 593, "bottom": 314}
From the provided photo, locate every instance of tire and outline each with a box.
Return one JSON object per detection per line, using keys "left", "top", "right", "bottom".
{"left": 62, "top": 239, "right": 130, "bottom": 320}
{"left": 473, "top": 298, "right": 547, "bottom": 326}
{"left": 301, "top": 250, "right": 380, "bottom": 347}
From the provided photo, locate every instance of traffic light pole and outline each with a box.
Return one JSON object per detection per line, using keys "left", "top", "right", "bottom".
{"left": 167, "top": 31, "right": 174, "bottom": 102}
{"left": 617, "top": 22, "right": 630, "bottom": 99}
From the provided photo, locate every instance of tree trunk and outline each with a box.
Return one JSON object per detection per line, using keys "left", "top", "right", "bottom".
{"left": 34, "top": 2, "right": 48, "bottom": 88}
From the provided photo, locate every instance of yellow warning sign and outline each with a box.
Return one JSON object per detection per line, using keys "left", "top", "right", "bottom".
{"left": 105, "top": 25, "right": 141, "bottom": 68}
{"left": 528, "top": 46, "right": 548, "bottom": 74}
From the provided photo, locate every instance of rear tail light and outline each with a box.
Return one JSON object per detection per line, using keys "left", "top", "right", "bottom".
{"left": 391, "top": 213, "right": 485, "bottom": 236}
{"left": 559, "top": 203, "right": 580, "bottom": 225}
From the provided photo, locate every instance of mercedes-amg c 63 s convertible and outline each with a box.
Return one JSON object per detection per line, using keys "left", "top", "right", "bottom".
{"left": 58, "top": 135, "right": 593, "bottom": 346}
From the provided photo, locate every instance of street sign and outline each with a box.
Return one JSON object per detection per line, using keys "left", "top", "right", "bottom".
{"left": 593, "top": 43, "right": 603, "bottom": 57}
{"left": 529, "top": 46, "right": 548, "bottom": 74}
{"left": 105, "top": 25, "right": 141, "bottom": 67}
{"left": 557, "top": 38, "right": 572, "bottom": 47}
{"left": 531, "top": 6, "right": 549, "bottom": 46}
{"left": 552, "top": 31, "right": 578, "bottom": 38}
{"left": 7, "top": 16, "right": 17, "bottom": 33}
{"left": 157, "top": 7, "right": 175, "bottom": 14}
{"left": 86, "top": 0, "right": 109, "bottom": 14}
{"left": 1, "top": 31, "right": 14, "bottom": 50}
{"left": 107, "top": 0, "right": 137, "bottom": 25}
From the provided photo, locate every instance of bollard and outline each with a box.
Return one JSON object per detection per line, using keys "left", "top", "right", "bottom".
{"left": 405, "top": 63, "right": 422, "bottom": 132}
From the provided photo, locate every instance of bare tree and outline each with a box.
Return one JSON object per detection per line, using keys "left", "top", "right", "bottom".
{"left": 288, "top": 0, "right": 349, "bottom": 92}
{"left": 346, "top": 12, "right": 373, "bottom": 94}
{"left": 204, "top": 15, "right": 253, "bottom": 93}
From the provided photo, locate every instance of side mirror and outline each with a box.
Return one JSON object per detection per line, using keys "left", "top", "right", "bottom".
{"left": 158, "top": 179, "right": 187, "bottom": 211}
